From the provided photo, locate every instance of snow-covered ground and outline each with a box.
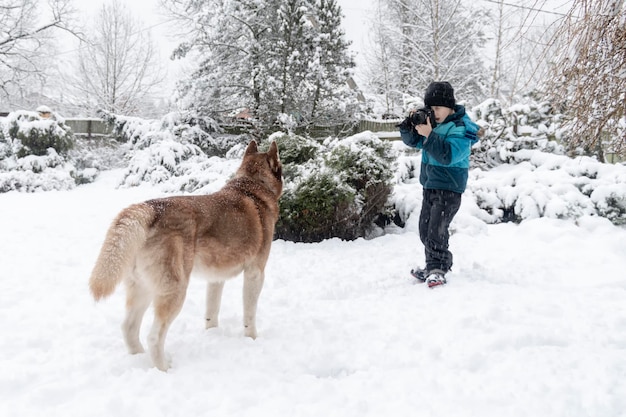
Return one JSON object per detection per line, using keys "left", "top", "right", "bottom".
{"left": 1, "top": 169, "right": 626, "bottom": 417}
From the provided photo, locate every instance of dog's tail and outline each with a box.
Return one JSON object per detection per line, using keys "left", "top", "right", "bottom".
{"left": 89, "top": 203, "right": 154, "bottom": 301}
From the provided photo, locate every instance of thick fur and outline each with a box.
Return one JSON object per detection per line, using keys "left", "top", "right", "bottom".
{"left": 89, "top": 141, "right": 282, "bottom": 371}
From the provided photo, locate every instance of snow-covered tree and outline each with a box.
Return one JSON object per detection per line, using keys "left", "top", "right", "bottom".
{"left": 0, "top": 0, "right": 76, "bottom": 105}
{"left": 365, "top": 0, "right": 489, "bottom": 109}
{"left": 168, "top": 0, "right": 273, "bottom": 119}
{"left": 269, "top": 0, "right": 311, "bottom": 118}
{"left": 362, "top": 1, "right": 404, "bottom": 117}
{"left": 486, "top": 0, "right": 560, "bottom": 104}
{"left": 546, "top": 0, "right": 626, "bottom": 160}
{"left": 72, "top": 0, "right": 164, "bottom": 116}
{"left": 305, "top": 0, "right": 357, "bottom": 123}
{"left": 165, "top": 0, "right": 357, "bottom": 128}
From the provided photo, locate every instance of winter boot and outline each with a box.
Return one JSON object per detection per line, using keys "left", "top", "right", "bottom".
{"left": 425, "top": 269, "right": 447, "bottom": 288}
{"left": 410, "top": 267, "right": 428, "bottom": 282}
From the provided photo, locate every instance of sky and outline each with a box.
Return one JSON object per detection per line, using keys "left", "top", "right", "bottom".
{"left": 74, "top": 0, "right": 376, "bottom": 94}
{"left": 71, "top": 0, "right": 573, "bottom": 99}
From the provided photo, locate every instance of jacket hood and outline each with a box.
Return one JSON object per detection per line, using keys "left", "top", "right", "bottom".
{"left": 445, "top": 105, "right": 480, "bottom": 145}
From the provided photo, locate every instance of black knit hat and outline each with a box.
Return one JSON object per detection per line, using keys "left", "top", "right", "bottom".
{"left": 424, "top": 81, "right": 455, "bottom": 109}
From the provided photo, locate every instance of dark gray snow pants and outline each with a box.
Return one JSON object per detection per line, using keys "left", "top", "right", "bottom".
{"left": 418, "top": 188, "right": 462, "bottom": 272}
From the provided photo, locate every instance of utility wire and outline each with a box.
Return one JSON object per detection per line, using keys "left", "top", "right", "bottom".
{"left": 479, "top": 0, "right": 571, "bottom": 17}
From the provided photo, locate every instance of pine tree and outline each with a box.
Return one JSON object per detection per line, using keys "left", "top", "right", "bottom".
{"left": 306, "top": 0, "right": 357, "bottom": 124}
{"left": 166, "top": 0, "right": 358, "bottom": 128}
{"left": 172, "top": 0, "right": 274, "bottom": 120}
{"left": 269, "top": 0, "right": 312, "bottom": 119}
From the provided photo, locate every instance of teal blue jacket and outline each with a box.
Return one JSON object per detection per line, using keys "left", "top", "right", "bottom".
{"left": 399, "top": 105, "right": 480, "bottom": 194}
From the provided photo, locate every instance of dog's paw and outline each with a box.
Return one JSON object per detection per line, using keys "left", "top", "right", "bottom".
{"left": 150, "top": 347, "right": 172, "bottom": 372}
{"left": 127, "top": 344, "right": 145, "bottom": 355}
{"left": 244, "top": 326, "right": 257, "bottom": 339}
{"left": 154, "top": 356, "right": 171, "bottom": 372}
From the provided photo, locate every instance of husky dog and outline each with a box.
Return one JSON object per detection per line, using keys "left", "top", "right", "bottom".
{"left": 89, "top": 140, "right": 282, "bottom": 371}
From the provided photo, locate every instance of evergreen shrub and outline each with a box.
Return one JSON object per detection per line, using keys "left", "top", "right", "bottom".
{"left": 0, "top": 111, "right": 83, "bottom": 192}
{"left": 277, "top": 171, "right": 358, "bottom": 242}
{"left": 6, "top": 111, "right": 74, "bottom": 157}
{"left": 269, "top": 132, "right": 396, "bottom": 242}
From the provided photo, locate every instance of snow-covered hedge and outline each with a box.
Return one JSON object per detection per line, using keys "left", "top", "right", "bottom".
{"left": 467, "top": 151, "right": 626, "bottom": 225}
{"left": 467, "top": 99, "right": 625, "bottom": 225}
{"left": 2, "top": 100, "right": 625, "bottom": 230}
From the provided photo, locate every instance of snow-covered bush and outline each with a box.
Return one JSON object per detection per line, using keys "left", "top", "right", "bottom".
{"left": 0, "top": 111, "right": 84, "bottom": 192}
{"left": 270, "top": 131, "right": 396, "bottom": 242}
{"left": 0, "top": 124, "right": 10, "bottom": 160}
{"left": 278, "top": 170, "right": 359, "bottom": 242}
{"left": 5, "top": 111, "right": 74, "bottom": 157}
{"left": 467, "top": 151, "right": 626, "bottom": 225}
{"left": 393, "top": 141, "right": 626, "bottom": 226}
{"left": 325, "top": 132, "right": 396, "bottom": 232}
{"left": 273, "top": 132, "right": 322, "bottom": 166}
{"left": 470, "top": 99, "right": 565, "bottom": 169}
{"left": 68, "top": 136, "right": 128, "bottom": 179}
{"left": 121, "top": 139, "right": 206, "bottom": 187}
{"left": 107, "top": 111, "right": 247, "bottom": 192}
{"left": 0, "top": 148, "right": 77, "bottom": 192}
{"left": 101, "top": 111, "right": 235, "bottom": 157}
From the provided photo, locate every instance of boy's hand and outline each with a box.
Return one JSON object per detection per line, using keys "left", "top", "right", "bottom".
{"left": 416, "top": 117, "right": 433, "bottom": 137}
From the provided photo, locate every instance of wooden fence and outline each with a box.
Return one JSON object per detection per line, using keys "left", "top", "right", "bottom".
{"left": 46, "top": 118, "right": 626, "bottom": 163}
{"left": 65, "top": 118, "right": 113, "bottom": 138}
{"left": 64, "top": 118, "right": 402, "bottom": 140}
{"left": 358, "top": 119, "right": 401, "bottom": 140}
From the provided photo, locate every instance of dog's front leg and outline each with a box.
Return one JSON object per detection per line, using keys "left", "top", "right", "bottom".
{"left": 205, "top": 281, "right": 225, "bottom": 329}
{"left": 242, "top": 268, "right": 264, "bottom": 339}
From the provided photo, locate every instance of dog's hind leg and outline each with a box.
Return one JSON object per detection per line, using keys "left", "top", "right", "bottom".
{"left": 205, "top": 281, "right": 225, "bottom": 329}
{"left": 147, "top": 243, "right": 192, "bottom": 371}
{"left": 122, "top": 276, "right": 151, "bottom": 354}
{"left": 148, "top": 287, "right": 187, "bottom": 371}
{"left": 242, "top": 267, "right": 265, "bottom": 339}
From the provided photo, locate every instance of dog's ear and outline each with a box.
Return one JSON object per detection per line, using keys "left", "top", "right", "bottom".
{"left": 268, "top": 141, "right": 279, "bottom": 159}
{"left": 267, "top": 141, "right": 282, "bottom": 175}
{"left": 245, "top": 140, "right": 258, "bottom": 155}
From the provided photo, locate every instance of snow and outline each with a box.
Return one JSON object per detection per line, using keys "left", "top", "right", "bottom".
{"left": 2, "top": 168, "right": 626, "bottom": 417}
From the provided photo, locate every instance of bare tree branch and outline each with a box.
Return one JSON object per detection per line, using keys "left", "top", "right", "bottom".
{"left": 546, "top": 0, "right": 626, "bottom": 159}
{"left": 68, "top": 0, "right": 166, "bottom": 116}
{"left": 0, "top": 0, "right": 79, "bottom": 104}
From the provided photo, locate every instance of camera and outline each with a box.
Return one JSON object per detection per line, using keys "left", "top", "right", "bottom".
{"left": 409, "top": 107, "right": 436, "bottom": 127}
{"left": 397, "top": 107, "right": 437, "bottom": 131}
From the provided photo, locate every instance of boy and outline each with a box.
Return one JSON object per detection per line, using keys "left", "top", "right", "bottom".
{"left": 398, "top": 81, "right": 480, "bottom": 288}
